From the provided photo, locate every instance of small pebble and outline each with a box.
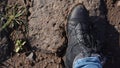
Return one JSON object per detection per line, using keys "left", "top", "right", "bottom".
{"left": 27, "top": 52, "right": 34, "bottom": 61}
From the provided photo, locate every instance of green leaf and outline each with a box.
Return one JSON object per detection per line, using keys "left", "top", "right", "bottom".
{"left": 15, "top": 10, "right": 25, "bottom": 18}
{"left": 15, "top": 19, "right": 21, "bottom": 25}
{"left": 15, "top": 40, "right": 26, "bottom": 53}
{"left": 1, "top": 15, "right": 15, "bottom": 30}
{"left": 15, "top": 47, "right": 20, "bottom": 53}
{"left": 21, "top": 41, "right": 26, "bottom": 46}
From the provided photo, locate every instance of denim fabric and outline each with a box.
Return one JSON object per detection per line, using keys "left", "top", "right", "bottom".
{"left": 73, "top": 57, "right": 102, "bottom": 68}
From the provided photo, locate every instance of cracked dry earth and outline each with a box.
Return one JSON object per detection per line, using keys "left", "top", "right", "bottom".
{"left": 0, "top": 0, "right": 120, "bottom": 68}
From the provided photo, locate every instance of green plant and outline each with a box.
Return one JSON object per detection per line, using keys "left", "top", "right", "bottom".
{"left": 15, "top": 39, "right": 26, "bottom": 53}
{"left": 0, "top": 4, "right": 25, "bottom": 31}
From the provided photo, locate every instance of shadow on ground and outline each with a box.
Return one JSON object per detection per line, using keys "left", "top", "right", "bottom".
{"left": 90, "top": 0, "right": 120, "bottom": 68}
{"left": 101, "top": 1, "right": 120, "bottom": 68}
{"left": 103, "top": 22, "right": 120, "bottom": 68}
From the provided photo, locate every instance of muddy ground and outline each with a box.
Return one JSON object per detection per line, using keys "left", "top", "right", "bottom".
{"left": 0, "top": 0, "right": 120, "bottom": 68}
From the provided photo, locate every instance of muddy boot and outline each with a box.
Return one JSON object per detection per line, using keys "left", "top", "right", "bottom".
{"left": 65, "top": 4, "right": 104, "bottom": 68}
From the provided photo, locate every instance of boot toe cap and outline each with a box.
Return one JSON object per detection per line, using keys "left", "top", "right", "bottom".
{"left": 69, "top": 4, "right": 88, "bottom": 19}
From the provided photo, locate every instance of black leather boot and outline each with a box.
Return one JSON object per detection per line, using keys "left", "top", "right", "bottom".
{"left": 65, "top": 4, "right": 103, "bottom": 68}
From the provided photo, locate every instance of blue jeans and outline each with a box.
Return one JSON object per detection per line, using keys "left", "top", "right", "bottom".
{"left": 73, "top": 57, "right": 102, "bottom": 68}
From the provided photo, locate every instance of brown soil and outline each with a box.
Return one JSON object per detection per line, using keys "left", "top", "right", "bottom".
{"left": 0, "top": 0, "right": 120, "bottom": 68}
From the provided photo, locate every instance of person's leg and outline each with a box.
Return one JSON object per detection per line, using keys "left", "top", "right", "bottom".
{"left": 73, "top": 56, "right": 102, "bottom": 68}
{"left": 65, "top": 4, "right": 104, "bottom": 68}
